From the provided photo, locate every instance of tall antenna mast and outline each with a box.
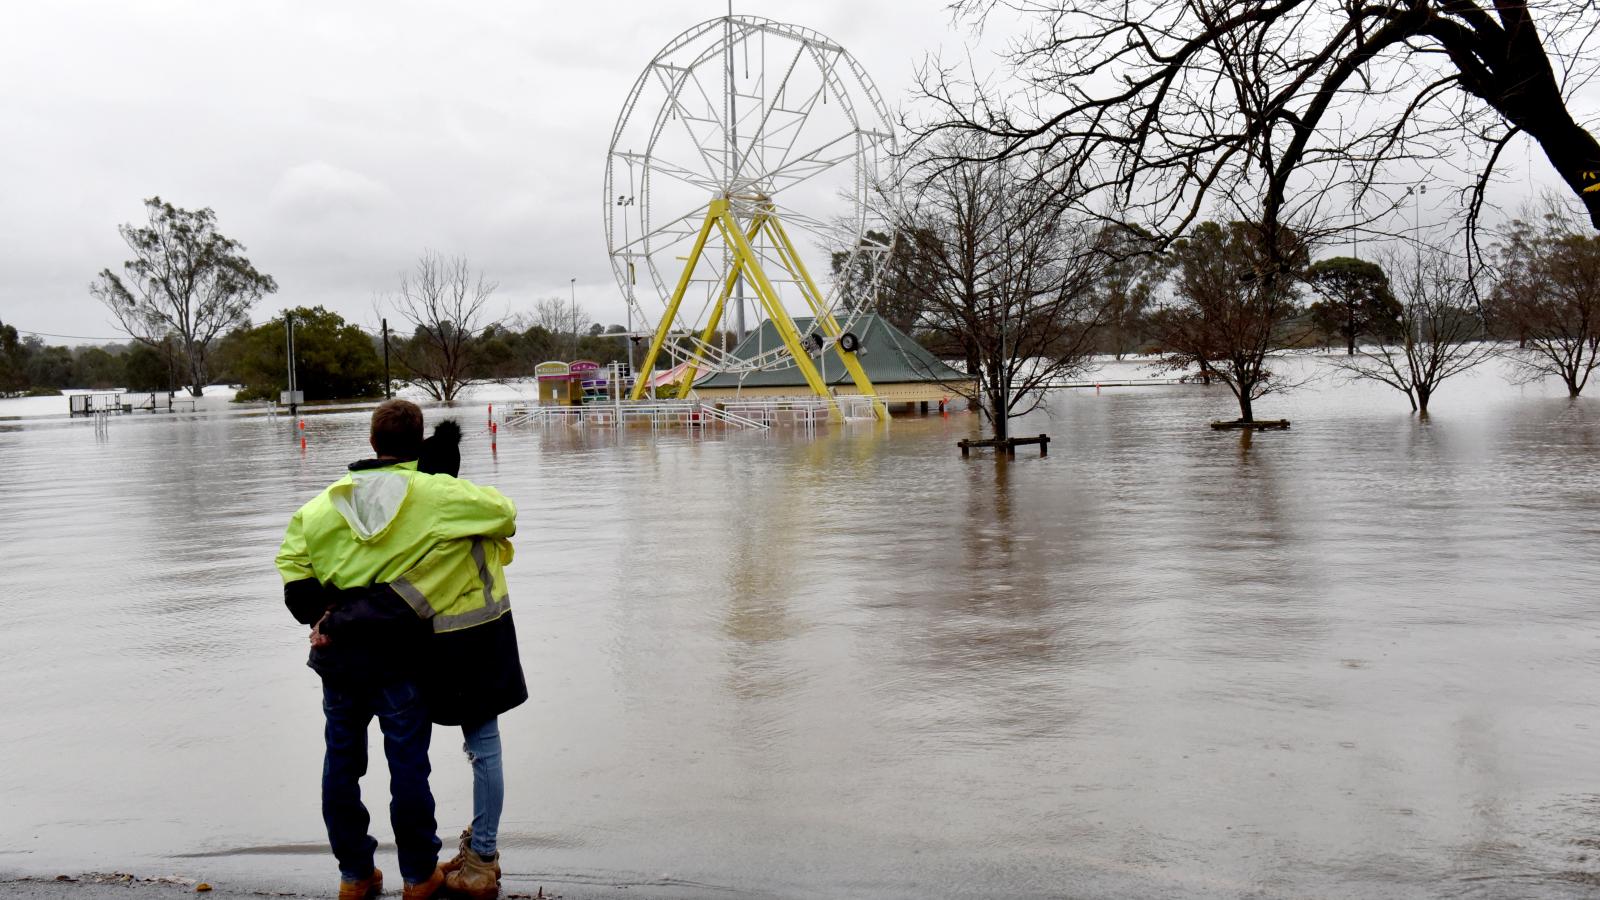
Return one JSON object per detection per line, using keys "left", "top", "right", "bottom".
{"left": 726, "top": 2, "right": 747, "bottom": 338}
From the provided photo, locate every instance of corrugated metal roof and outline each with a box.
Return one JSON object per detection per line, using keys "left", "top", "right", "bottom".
{"left": 695, "top": 314, "right": 970, "bottom": 388}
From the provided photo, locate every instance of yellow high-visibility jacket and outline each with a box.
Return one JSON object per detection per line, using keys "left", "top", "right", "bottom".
{"left": 276, "top": 461, "right": 517, "bottom": 631}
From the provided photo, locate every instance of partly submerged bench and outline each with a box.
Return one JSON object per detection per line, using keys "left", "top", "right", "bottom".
{"left": 957, "top": 434, "right": 1050, "bottom": 457}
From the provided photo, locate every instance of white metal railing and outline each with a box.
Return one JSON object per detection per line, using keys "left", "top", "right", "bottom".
{"left": 502, "top": 400, "right": 770, "bottom": 430}
{"left": 697, "top": 404, "right": 769, "bottom": 429}
{"left": 501, "top": 395, "right": 886, "bottom": 430}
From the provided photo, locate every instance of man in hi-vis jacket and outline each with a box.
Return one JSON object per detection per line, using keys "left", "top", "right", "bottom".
{"left": 275, "top": 399, "right": 517, "bottom": 900}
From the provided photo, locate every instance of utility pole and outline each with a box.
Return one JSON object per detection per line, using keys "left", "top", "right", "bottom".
{"left": 284, "top": 312, "right": 299, "bottom": 418}
{"left": 381, "top": 318, "right": 391, "bottom": 399}
{"left": 569, "top": 277, "right": 579, "bottom": 357}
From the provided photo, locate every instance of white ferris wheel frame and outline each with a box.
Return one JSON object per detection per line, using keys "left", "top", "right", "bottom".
{"left": 603, "top": 15, "right": 898, "bottom": 376}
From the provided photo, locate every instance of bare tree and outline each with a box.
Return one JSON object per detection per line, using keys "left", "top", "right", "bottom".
{"left": 389, "top": 251, "right": 499, "bottom": 401}
{"left": 1331, "top": 248, "right": 1493, "bottom": 413}
{"left": 1149, "top": 220, "right": 1312, "bottom": 423}
{"left": 533, "top": 296, "right": 588, "bottom": 358}
{"left": 91, "top": 197, "right": 276, "bottom": 396}
{"left": 890, "top": 137, "right": 1106, "bottom": 441}
{"left": 1490, "top": 206, "right": 1600, "bottom": 396}
{"left": 918, "top": 0, "right": 1600, "bottom": 268}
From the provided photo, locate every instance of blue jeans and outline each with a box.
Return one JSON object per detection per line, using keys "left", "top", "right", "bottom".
{"left": 462, "top": 717, "right": 503, "bottom": 856}
{"left": 321, "top": 679, "right": 441, "bottom": 884}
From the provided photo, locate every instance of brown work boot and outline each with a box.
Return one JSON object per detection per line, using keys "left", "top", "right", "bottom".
{"left": 337, "top": 867, "right": 382, "bottom": 900}
{"left": 400, "top": 866, "right": 444, "bottom": 900}
{"left": 440, "top": 828, "right": 473, "bottom": 874}
{"left": 443, "top": 847, "right": 501, "bottom": 900}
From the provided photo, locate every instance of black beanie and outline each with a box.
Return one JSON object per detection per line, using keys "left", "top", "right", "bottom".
{"left": 418, "top": 419, "right": 462, "bottom": 477}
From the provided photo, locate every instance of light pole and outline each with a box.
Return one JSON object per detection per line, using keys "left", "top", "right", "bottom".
{"left": 617, "top": 194, "right": 637, "bottom": 378}
{"left": 1405, "top": 183, "right": 1427, "bottom": 253}
{"left": 569, "top": 277, "right": 578, "bottom": 357}
{"left": 1404, "top": 182, "right": 1428, "bottom": 347}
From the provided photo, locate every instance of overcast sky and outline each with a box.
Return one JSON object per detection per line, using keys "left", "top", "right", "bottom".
{"left": 0, "top": 1, "right": 1582, "bottom": 346}
{"left": 0, "top": 1, "right": 991, "bottom": 343}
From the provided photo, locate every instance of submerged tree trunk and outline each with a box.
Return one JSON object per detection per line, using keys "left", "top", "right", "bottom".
{"left": 186, "top": 353, "right": 205, "bottom": 397}
{"left": 990, "top": 382, "right": 1011, "bottom": 441}
{"left": 1414, "top": 386, "right": 1429, "bottom": 414}
{"left": 1237, "top": 390, "right": 1254, "bottom": 423}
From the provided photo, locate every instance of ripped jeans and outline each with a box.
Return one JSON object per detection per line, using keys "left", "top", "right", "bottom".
{"left": 462, "top": 717, "right": 503, "bottom": 857}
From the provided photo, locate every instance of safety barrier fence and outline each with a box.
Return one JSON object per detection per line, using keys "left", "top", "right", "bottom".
{"left": 501, "top": 400, "right": 768, "bottom": 431}
{"left": 500, "top": 395, "right": 886, "bottom": 431}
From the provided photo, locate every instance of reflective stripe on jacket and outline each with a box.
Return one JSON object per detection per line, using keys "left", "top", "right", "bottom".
{"left": 390, "top": 535, "right": 515, "bottom": 633}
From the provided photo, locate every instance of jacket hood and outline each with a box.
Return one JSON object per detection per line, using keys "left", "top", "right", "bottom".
{"left": 328, "top": 463, "right": 415, "bottom": 541}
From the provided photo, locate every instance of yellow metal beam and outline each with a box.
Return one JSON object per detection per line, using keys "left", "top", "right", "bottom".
{"left": 715, "top": 208, "right": 839, "bottom": 416}
{"left": 762, "top": 213, "right": 887, "bottom": 419}
{"left": 676, "top": 211, "right": 768, "bottom": 399}
{"left": 630, "top": 200, "right": 723, "bottom": 401}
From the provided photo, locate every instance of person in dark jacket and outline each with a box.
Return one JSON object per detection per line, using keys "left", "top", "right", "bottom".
{"left": 277, "top": 400, "right": 512, "bottom": 900}
{"left": 323, "top": 419, "right": 527, "bottom": 900}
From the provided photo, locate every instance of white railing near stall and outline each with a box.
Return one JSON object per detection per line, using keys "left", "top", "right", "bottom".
{"left": 500, "top": 395, "right": 886, "bottom": 431}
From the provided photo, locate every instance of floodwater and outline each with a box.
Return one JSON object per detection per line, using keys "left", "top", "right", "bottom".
{"left": 3, "top": 357, "right": 1600, "bottom": 899}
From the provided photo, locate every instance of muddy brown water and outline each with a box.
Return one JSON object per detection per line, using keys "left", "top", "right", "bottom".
{"left": 2, "top": 358, "right": 1599, "bottom": 898}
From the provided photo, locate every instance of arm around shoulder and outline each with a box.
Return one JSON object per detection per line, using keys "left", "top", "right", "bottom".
{"left": 435, "top": 478, "right": 518, "bottom": 540}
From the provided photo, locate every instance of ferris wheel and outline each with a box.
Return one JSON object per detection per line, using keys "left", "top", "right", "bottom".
{"left": 603, "top": 15, "right": 896, "bottom": 416}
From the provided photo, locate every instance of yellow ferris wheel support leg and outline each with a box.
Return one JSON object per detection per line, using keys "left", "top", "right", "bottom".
{"left": 675, "top": 212, "right": 767, "bottom": 400}
{"left": 715, "top": 209, "right": 840, "bottom": 417}
{"left": 630, "top": 202, "right": 722, "bottom": 401}
{"left": 762, "top": 214, "right": 888, "bottom": 420}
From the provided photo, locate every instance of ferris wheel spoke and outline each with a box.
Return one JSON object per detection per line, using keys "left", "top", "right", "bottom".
{"left": 638, "top": 201, "right": 712, "bottom": 244}
{"left": 650, "top": 63, "right": 728, "bottom": 185}
{"left": 759, "top": 129, "right": 883, "bottom": 194}
{"left": 636, "top": 153, "right": 724, "bottom": 194}
{"left": 730, "top": 41, "right": 809, "bottom": 186}
{"left": 682, "top": 67, "right": 732, "bottom": 153}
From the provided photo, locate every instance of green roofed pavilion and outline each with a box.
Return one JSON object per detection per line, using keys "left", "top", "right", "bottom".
{"left": 692, "top": 314, "right": 975, "bottom": 406}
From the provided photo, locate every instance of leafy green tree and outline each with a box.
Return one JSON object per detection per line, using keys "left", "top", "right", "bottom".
{"left": 575, "top": 331, "right": 629, "bottom": 366}
{"left": 216, "top": 306, "right": 384, "bottom": 401}
{"left": 1091, "top": 225, "right": 1170, "bottom": 359}
{"left": 71, "top": 346, "right": 125, "bottom": 389}
{"left": 0, "top": 320, "right": 27, "bottom": 393}
{"left": 831, "top": 228, "right": 937, "bottom": 335}
{"left": 22, "top": 341, "right": 72, "bottom": 389}
{"left": 1306, "top": 257, "right": 1401, "bottom": 355}
{"left": 123, "top": 342, "right": 174, "bottom": 392}
{"left": 1151, "top": 221, "right": 1310, "bottom": 423}
{"left": 92, "top": 197, "right": 278, "bottom": 397}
